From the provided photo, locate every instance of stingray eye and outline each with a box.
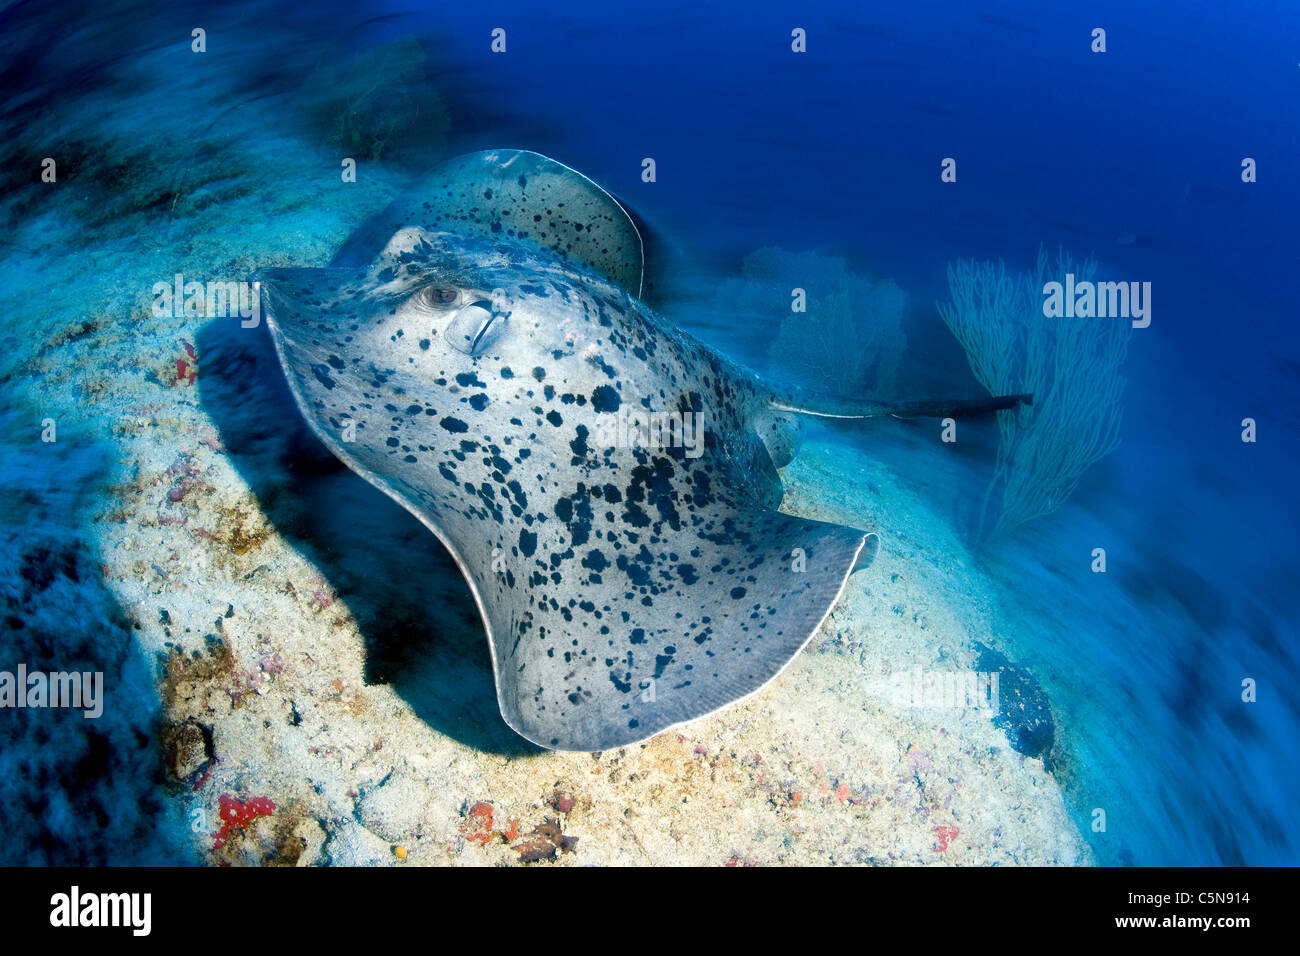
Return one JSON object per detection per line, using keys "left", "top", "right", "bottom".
{"left": 416, "top": 285, "right": 462, "bottom": 309}
{"left": 446, "top": 299, "right": 508, "bottom": 356}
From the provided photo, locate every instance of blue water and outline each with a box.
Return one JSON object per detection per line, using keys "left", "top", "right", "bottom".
{"left": 1, "top": 0, "right": 1296, "bottom": 864}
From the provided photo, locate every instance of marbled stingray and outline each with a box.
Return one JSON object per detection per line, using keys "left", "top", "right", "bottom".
{"left": 259, "top": 150, "right": 1028, "bottom": 751}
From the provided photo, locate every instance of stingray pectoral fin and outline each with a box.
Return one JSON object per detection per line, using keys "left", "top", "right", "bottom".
{"left": 256, "top": 266, "right": 363, "bottom": 338}
{"left": 481, "top": 510, "right": 879, "bottom": 752}
{"left": 772, "top": 392, "right": 1033, "bottom": 421}
{"left": 852, "top": 530, "right": 881, "bottom": 572}
{"left": 753, "top": 406, "right": 805, "bottom": 469}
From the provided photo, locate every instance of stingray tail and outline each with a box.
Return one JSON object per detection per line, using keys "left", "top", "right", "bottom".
{"left": 883, "top": 392, "right": 1033, "bottom": 420}
{"left": 770, "top": 392, "right": 1033, "bottom": 421}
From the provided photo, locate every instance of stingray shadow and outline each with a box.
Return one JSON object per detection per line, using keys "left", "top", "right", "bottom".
{"left": 196, "top": 315, "right": 542, "bottom": 757}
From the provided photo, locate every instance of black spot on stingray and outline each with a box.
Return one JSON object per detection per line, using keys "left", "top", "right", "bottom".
{"left": 617, "top": 552, "right": 651, "bottom": 586}
{"left": 403, "top": 454, "right": 417, "bottom": 463}
{"left": 469, "top": 393, "right": 489, "bottom": 411}
{"left": 440, "top": 417, "right": 469, "bottom": 433}
{"left": 507, "top": 479, "right": 527, "bottom": 509}
{"left": 406, "top": 404, "right": 423, "bottom": 416}
{"left": 591, "top": 385, "right": 620, "bottom": 413}
{"left": 311, "top": 365, "right": 336, "bottom": 390}
{"left": 629, "top": 628, "right": 646, "bottom": 644}
{"left": 588, "top": 355, "right": 616, "bottom": 379}
{"left": 570, "top": 425, "right": 588, "bottom": 458}
{"left": 546, "top": 410, "right": 563, "bottom": 427}
{"left": 386, "top": 437, "right": 399, "bottom": 447}
{"left": 654, "top": 647, "right": 676, "bottom": 679}
{"left": 439, "top": 463, "right": 456, "bottom": 482}
{"left": 677, "top": 564, "right": 699, "bottom": 585}
{"left": 500, "top": 367, "right": 514, "bottom": 378}
{"left": 326, "top": 354, "right": 345, "bottom": 370}
{"left": 519, "top": 529, "right": 537, "bottom": 557}
{"left": 622, "top": 502, "right": 650, "bottom": 528}
{"left": 730, "top": 586, "right": 747, "bottom": 600}
{"left": 532, "top": 367, "right": 546, "bottom": 381}
{"left": 691, "top": 469, "right": 713, "bottom": 506}
{"left": 560, "top": 494, "right": 593, "bottom": 547}
{"left": 456, "top": 372, "right": 485, "bottom": 388}
{"left": 582, "top": 549, "right": 609, "bottom": 572}
{"left": 419, "top": 338, "right": 430, "bottom": 350}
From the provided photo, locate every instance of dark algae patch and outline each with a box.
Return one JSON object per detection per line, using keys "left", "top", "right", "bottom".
{"left": 973, "top": 641, "right": 1056, "bottom": 769}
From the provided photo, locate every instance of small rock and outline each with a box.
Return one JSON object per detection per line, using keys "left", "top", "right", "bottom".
{"left": 161, "top": 719, "right": 213, "bottom": 782}
{"left": 973, "top": 641, "right": 1056, "bottom": 768}
{"left": 355, "top": 774, "right": 427, "bottom": 843}
{"left": 292, "top": 818, "right": 327, "bottom": 867}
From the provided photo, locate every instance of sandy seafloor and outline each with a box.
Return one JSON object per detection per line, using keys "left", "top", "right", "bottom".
{"left": 0, "top": 32, "right": 1092, "bottom": 866}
